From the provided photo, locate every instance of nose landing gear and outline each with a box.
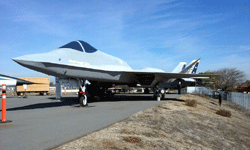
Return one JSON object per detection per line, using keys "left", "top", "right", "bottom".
{"left": 78, "top": 80, "right": 91, "bottom": 107}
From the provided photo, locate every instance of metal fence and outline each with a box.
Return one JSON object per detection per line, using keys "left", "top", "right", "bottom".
{"left": 227, "top": 92, "right": 250, "bottom": 110}
{"left": 189, "top": 86, "right": 214, "bottom": 95}
{"left": 185, "top": 86, "right": 250, "bottom": 110}
{"left": 185, "top": 86, "right": 227, "bottom": 99}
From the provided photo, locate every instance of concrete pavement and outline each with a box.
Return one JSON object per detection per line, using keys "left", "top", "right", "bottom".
{"left": 0, "top": 94, "right": 181, "bottom": 150}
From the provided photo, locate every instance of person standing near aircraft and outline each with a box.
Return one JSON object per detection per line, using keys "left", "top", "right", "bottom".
{"left": 218, "top": 94, "right": 222, "bottom": 107}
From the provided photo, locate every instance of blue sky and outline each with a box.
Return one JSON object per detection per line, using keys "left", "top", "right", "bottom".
{"left": 1, "top": 0, "right": 250, "bottom": 82}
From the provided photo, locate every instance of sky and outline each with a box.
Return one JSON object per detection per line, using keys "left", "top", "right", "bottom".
{"left": 0, "top": 0, "right": 250, "bottom": 82}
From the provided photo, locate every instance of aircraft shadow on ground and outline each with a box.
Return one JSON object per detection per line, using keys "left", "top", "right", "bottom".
{"left": 4, "top": 97, "right": 80, "bottom": 111}
{"left": 2, "top": 94, "right": 184, "bottom": 111}
{"left": 89, "top": 94, "right": 185, "bottom": 103}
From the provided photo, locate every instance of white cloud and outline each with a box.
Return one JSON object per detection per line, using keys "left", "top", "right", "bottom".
{"left": 239, "top": 45, "right": 250, "bottom": 51}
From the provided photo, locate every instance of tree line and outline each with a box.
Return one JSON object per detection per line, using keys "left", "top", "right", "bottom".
{"left": 199, "top": 68, "right": 249, "bottom": 92}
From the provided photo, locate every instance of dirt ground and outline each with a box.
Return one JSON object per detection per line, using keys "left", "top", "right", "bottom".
{"left": 54, "top": 94, "right": 250, "bottom": 150}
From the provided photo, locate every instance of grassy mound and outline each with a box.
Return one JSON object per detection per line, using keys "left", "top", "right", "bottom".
{"left": 186, "top": 99, "right": 197, "bottom": 107}
{"left": 216, "top": 109, "right": 232, "bottom": 117}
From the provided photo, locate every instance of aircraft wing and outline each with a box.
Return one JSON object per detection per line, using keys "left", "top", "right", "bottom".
{"left": 124, "top": 57, "right": 217, "bottom": 86}
{"left": 123, "top": 71, "right": 218, "bottom": 86}
{"left": 0, "top": 74, "right": 34, "bottom": 86}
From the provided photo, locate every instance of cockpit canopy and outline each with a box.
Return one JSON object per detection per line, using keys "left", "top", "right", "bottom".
{"left": 59, "top": 40, "right": 98, "bottom": 53}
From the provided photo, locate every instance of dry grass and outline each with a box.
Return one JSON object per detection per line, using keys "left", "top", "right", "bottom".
{"left": 122, "top": 136, "right": 142, "bottom": 144}
{"left": 191, "top": 93, "right": 208, "bottom": 98}
{"left": 120, "top": 129, "right": 136, "bottom": 134}
{"left": 216, "top": 109, "right": 232, "bottom": 117}
{"left": 157, "top": 105, "right": 171, "bottom": 110}
{"left": 54, "top": 94, "right": 250, "bottom": 150}
{"left": 185, "top": 99, "right": 197, "bottom": 107}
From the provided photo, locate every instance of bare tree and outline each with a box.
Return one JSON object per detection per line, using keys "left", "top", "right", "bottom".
{"left": 200, "top": 68, "right": 245, "bottom": 92}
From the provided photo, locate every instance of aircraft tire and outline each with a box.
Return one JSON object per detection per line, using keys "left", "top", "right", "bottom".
{"left": 79, "top": 95, "right": 88, "bottom": 107}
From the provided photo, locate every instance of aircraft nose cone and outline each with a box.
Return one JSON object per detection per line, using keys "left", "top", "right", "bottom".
{"left": 12, "top": 54, "right": 46, "bottom": 71}
{"left": 13, "top": 54, "right": 36, "bottom": 62}
{"left": 12, "top": 57, "right": 22, "bottom": 63}
{"left": 13, "top": 52, "right": 57, "bottom": 76}
{"left": 12, "top": 57, "right": 25, "bottom": 65}
{"left": 12, "top": 56, "right": 32, "bottom": 67}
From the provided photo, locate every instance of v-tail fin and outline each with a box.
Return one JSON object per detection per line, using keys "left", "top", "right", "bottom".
{"left": 179, "top": 58, "right": 200, "bottom": 74}
{"left": 171, "top": 62, "right": 187, "bottom": 73}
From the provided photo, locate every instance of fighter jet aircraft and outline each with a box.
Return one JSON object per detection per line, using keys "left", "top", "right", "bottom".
{"left": 13, "top": 40, "right": 216, "bottom": 106}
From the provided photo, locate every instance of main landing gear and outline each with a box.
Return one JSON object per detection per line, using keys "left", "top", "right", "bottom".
{"left": 153, "top": 88, "right": 166, "bottom": 101}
